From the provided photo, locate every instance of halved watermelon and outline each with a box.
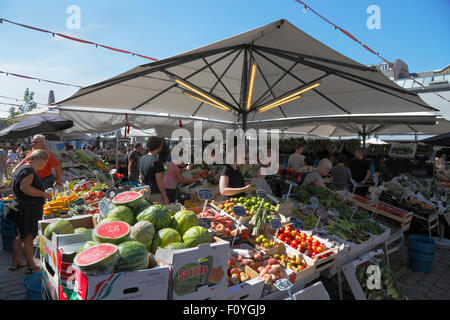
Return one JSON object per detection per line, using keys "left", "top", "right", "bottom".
{"left": 73, "top": 243, "right": 120, "bottom": 276}
{"left": 112, "top": 191, "right": 143, "bottom": 210}
{"left": 94, "top": 221, "right": 130, "bottom": 245}
{"left": 76, "top": 240, "right": 98, "bottom": 255}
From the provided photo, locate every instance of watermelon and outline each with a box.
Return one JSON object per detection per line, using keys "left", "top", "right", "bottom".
{"left": 130, "top": 221, "right": 155, "bottom": 251}
{"left": 136, "top": 205, "right": 171, "bottom": 232}
{"left": 151, "top": 228, "right": 181, "bottom": 253}
{"left": 107, "top": 206, "right": 135, "bottom": 226}
{"left": 74, "top": 228, "right": 88, "bottom": 234}
{"left": 171, "top": 210, "right": 198, "bottom": 236}
{"left": 133, "top": 199, "right": 151, "bottom": 216}
{"left": 76, "top": 241, "right": 98, "bottom": 255}
{"left": 44, "top": 220, "right": 74, "bottom": 239}
{"left": 73, "top": 243, "right": 120, "bottom": 276}
{"left": 114, "top": 241, "right": 149, "bottom": 273}
{"left": 164, "top": 242, "right": 187, "bottom": 250}
{"left": 99, "top": 216, "right": 122, "bottom": 224}
{"left": 182, "top": 226, "right": 211, "bottom": 248}
{"left": 94, "top": 221, "right": 130, "bottom": 245}
{"left": 112, "top": 191, "right": 143, "bottom": 210}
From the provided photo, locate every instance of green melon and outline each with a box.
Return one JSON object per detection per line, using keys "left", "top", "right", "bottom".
{"left": 94, "top": 221, "right": 130, "bottom": 245}
{"left": 107, "top": 206, "right": 135, "bottom": 226}
{"left": 133, "top": 199, "right": 151, "bottom": 216}
{"left": 136, "top": 205, "right": 171, "bottom": 232}
{"left": 171, "top": 210, "right": 198, "bottom": 237}
{"left": 73, "top": 243, "right": 120, "bottom": 276}
{"left": 182, "top": 226, "right": 211, "bottom": 248}
{"left": 99, "top": 216, "right": 122, "bottom": 224}
{"left": 151, "top": 228, "right": 181, "bottom": 253}
{"left": 76, "top": 241, "right": 98, "bottom": 255}
{"left": 112, "top": 191, "right": 143, "bottom": 210}
{"left": 130, "top": 221, "right": 155, "bottom": 251}
{"left": 114, "top": 241, "right": 149, "bottom": 273}
{"left": 44, "top": 220, "right": 74, "bottom": 239}
{"left": 164, "top": 242, "right": 188, "bottom": 250}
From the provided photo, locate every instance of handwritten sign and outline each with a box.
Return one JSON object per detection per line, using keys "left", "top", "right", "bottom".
{"left": 197, "top": 189, "right": 214, "bottom": 201}
{"left": 99, "top": 198, "right": 111, "bottom": 218}
{"left": 256, "top": 189, "right": 267, "bottom": 199}
{"left": 290, "top": 216, "right": 303, "bottom": 229}
{"left": 198, "top": 218, "right": 211, "bottom": 229}
{"left": 232, "top": 206, "right": 247, "bottom": 217}
{"left": 270, "top": 218, "right": 282, "bottom": 230}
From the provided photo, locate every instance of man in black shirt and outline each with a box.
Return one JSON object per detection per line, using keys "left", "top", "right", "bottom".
{"left": 349, "top": 148, "right": 370, "bottom": 184}
{"left": 139, "top": 137, "right": 169, "bottom": 204}
{"left": 128, "top": 143, "right": 142, "bottom": 184}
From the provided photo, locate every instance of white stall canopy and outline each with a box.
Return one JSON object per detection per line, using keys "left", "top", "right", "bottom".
{"left": 56, "top": 19, "right": 438, "bottom": 129}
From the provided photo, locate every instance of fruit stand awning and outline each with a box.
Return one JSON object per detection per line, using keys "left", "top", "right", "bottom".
{"left": 245, "top": 112, "right": 439, "bottom": 137}
{"left": 55, "top": 19, "right": 438, "bottom": 128}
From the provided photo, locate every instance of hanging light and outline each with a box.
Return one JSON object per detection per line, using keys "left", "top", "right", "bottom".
{"left": 183, "top": 91, "right": 230, "bottom": 112}
{"left": 257, "top": 82, "right": 320, "bottom": 113}
{"left": 246, "top": 62, "right": 257, "bottom": 111}
{"left": 176, "top": 78, "right": 231, "bottom": 112}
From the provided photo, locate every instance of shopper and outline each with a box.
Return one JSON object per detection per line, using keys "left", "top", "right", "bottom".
{"left": 128, "top": 143, "right": 143, "bottom": 184}
{"left": 301, "top": 159, "right": 332, "bottom": 189}
{"left": 287, "top": 143, "right": 305, "bottom": 173}
{"left": 10, "top": 149, "right": 52, "bottom": 274}
{"left": 12, "top": 134, "right": 63, "bottom": 189}
{"left": 219, "top": 152, "right": 256, "bottom": 198}
{"left": 16, "top": 146, "right": 26, "bottom": 163}
{"left": 349, "top": 148, "right": 371, "bottom": 184}
{"left": 139, "top": 136, "right": 169, "bottom": 204}
{"left": 7, "top": 149, "right": 16, "bottom": 165}
{"left": 0, "top": 147, "right": 8, "bottom": 182}
{"left": 163, "top": 160, "right": 196, "bottom": 203}
{"left": 298, "top": 156, "right": 315, "bottom": 173}
{"left": 330, "top": 155, "right": 352, "bottom": 191}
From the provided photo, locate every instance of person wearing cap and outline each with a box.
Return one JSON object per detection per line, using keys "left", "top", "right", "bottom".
{"left": 12, "top": 134, "right": 63, "bottom": 190}
{"left": 330, "top": 155, "right": 352, "bottom": 191}
{"left": 301, "top": 159, "right": 332, "bottom": 189}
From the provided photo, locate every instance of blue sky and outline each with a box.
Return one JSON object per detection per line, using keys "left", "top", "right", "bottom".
{"left": 0, "top": 0, "right": 449, "bottom": 118}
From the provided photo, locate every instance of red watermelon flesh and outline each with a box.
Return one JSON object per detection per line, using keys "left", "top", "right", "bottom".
{"left": 74, "top": 243, "right": 120, "bottom": 276}
{"left": 112, "top": 191, "right": 143, "bottom": 210}
{"left": 94, "top": 221, "right": 130, "bottom": 245}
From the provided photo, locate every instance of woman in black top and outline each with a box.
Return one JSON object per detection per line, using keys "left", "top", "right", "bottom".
{"left": 218, "top": 152, "right": 256, "bottom": 198}
{"left": 10, "top": 149, "right": 52, "bottom": 274}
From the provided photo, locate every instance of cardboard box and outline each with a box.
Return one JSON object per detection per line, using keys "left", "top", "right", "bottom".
{"left": 72, "top": 265, "right": 170, "bottom": 300}
{"left": 155, "top": 237, "right": 229, "bottom": 300}
{"left": 38, "top": 214, "right": 98, "bottom": 300}
{"left": 227, "top": 265, "right": 265, "bottom": 300}
{"left": 291, "top": 281, "right": 330, "bottom": 300}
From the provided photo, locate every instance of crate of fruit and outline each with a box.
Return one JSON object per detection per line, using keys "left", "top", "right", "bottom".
{"left": 273, "top": 225, "right": 339, "bottom": 273}
{"left": 269, "top": 244, "right": 316, "bottom": 283}
{"left": 196, "top": 206, "right": 249, "bottom": 242}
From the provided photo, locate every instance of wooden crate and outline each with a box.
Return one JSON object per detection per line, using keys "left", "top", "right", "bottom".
{"left": 351, "top": 200, "right": 412, "bottom": 227}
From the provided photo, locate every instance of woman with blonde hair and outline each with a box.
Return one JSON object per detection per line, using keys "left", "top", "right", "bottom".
{"left": 10, "top": 149, "right": 52, "bottom": 274}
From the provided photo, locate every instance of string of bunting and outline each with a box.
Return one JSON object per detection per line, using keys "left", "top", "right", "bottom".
{"left": 0, "top": 18, "right": 158, "bottom": 62}
{"left": 0, "top": 95, "right": 47, "bottom": 106}
{"left": 294, "top": 0, "right": 450, "bottom": 103}
{"left": 0, "top": 70, "right": 82, "bottom": 88}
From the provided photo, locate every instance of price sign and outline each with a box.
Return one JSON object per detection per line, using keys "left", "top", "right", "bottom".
{"left": 109, "top": 169, "right": 118, "bottom": 175}
{"left": 99, "top": 198, "right": 111, "bottom": 218}
{"left": 274, "top": 278, "right": 294, "bottom": 300}
{"left": 197, "top": 189, "right": 214, "bottom": 201}
{"left": 110, "top": 191, "right": 115, "bottom": 199}
{"left": 232, "top": 206, "right": 247, "bottom": 217}
{"left": 65, "top": 190, "right": 73, "bottom": 197}
{"left": 310, "top": 197, "right": 319, "bottom": 208}
{"left": 343, "top": 189, "right": 349, "bottom": 199}
{"left": 290, "top": 216, "right": 303, "bottom": 229}
{"left": 266, "top": 194, "right": 279, "bottom": 204}
{"left": 79, "top": 179, "right": 86, "bottom": 186}
{"left": 373, "top": 176, "right": 379, "bottom": 187}
{"left": 64, "top": 181, "right": 69, "bottom": 189}
{"left": 270, "top": 218, "right": 282, "bottom": 230}
{"left": 284, "top": 180, "right": 298, "bottom": 203}
{"left": 74, "top": 184, "right": 80, "bottom": 191}
{"left": 274, "top": 278, "right": 293, "bottom": 291}
{"left": 93, "top": 170, "right": 99, "bottom": 175}
{"left": 256, "top": 189, "right": 267, "bottom": 199}
{"left": 285, "top": 180, "right": 298, "bottom": 187}
{"left": 198, "top": 218, "right": 211, "bottom": 229}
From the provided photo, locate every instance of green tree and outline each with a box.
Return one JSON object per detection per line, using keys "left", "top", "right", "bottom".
{"left": 23, "top": 88, "right": 37, "bottom": 112}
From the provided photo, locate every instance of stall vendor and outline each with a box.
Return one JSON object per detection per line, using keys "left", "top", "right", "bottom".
{"left": 219, "top": 153, "right": 256, "bottom": 198}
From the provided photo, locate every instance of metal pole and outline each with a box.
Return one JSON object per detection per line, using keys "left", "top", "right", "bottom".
{"left": 115, "top": 129, "right": 119, "bottom": 168}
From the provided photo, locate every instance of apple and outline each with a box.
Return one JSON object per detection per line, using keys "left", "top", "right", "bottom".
{"left": 230, "top": 273, "right": 240, "bottom": 285}
{"left": 240, "top": 272, "right": 250, "bottom": 282}
{"left": 229, "top": 267, "right": 242, "bottom": 276}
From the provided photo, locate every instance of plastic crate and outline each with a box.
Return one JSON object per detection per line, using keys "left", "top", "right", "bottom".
{"left": 23, "top": 273, "right": 42, "bottom": 300}
{"left": 409, "top": 259, "right": 432, "bottom": 273}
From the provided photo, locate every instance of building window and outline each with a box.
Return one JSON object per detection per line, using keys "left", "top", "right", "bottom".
{"left": 381, "top": 64, "right": 389, "bottom": 72}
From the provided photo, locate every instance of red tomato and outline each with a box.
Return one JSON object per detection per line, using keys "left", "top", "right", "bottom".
{"left": 280, "top": 226, "right": 285, "bottom": 233}
{"left": 300, "top": 232, "right": 306, "bottom": 238}
{"left": 306, "top": 236, "right": 313, "bottom": 242}
{"left": 291, "top": 240, "right": 298, "bottom": 247}
{"left": 295, "top": 235, "right": 302, "bottom": 242}
{"left": 312, "top": 239, "right": 320, "bottom": 245}
{"left": 316, "top": 246, "right": 324, "bottom": 253}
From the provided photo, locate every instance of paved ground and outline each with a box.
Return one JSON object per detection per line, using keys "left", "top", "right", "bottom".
{"left": 0, "top": 235, "right": 449, "bottom": 300}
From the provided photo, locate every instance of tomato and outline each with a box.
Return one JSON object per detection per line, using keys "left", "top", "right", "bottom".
{"left": 316, "top": 245, "right": 324, "bottom": 253}
{"left": 297, "top": 245, "right": 303, "bottom": 252}
{"left": 280, "top": 226, "right": 285, "bottom": 233}
{"left": 303, "top": 243, "right": 309, "bottom": 249}
{"left": 300, "top": 232, "right": 306, "bottom": 238}
{"left": 291, "top": 240, "right": 298, "bottom": 247}
{"left": 312, "top": 245, "right": 317, "bottom": 252}
{"left": 295, "top": 235, "right": 302, "bottom": 242}
{"left": 312, "top": 239, "right": 320, "bottom": 245}
{"left": 285, "top": 225, "right": 292, "bottom": 232}
{"left": 298, "top": 265, "right": 304, "bottom": 271}
{"left": 283, "top": 230, "right": 291, "bottom": 237}
{"left": 306, "top": 236, "right": 313, "bottom": 242}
